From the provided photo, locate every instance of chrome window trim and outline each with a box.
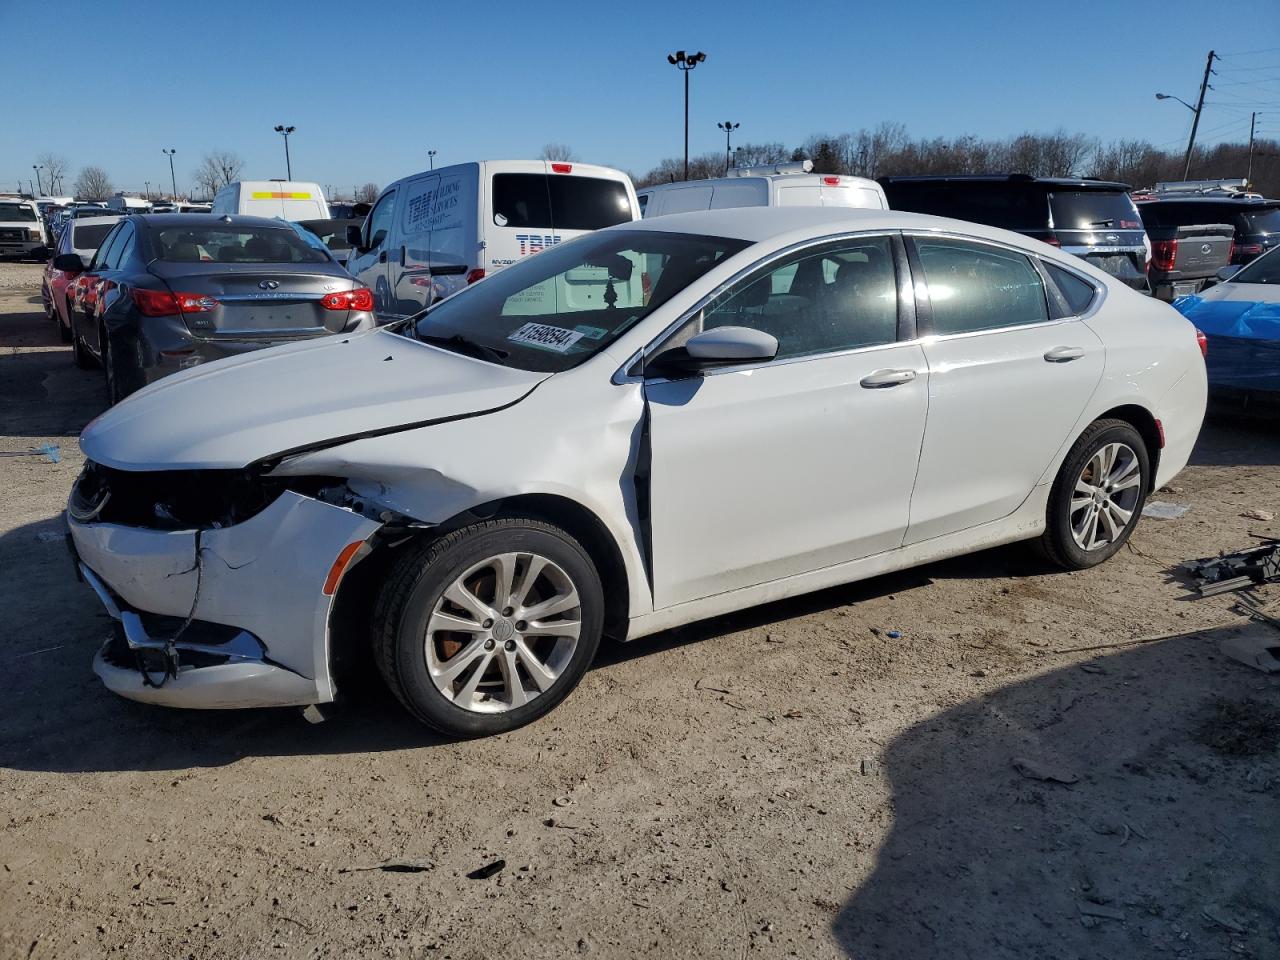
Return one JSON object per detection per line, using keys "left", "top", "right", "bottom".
{"left": 611, "top": 228, "right": 906, "bottom": 385}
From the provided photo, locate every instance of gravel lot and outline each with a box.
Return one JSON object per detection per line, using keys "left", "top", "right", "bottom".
{"left": 1, "top": 259, "right": 1277, "bottom": 959}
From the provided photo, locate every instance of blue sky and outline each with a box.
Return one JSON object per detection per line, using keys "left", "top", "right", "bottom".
{"left": 6, "top": 0, "right": 1279, "bottom": 197}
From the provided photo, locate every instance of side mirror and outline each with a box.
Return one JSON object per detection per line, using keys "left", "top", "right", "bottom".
{"left": 1216, "top": 264, "right": 1243, "bottom": 282}
{"left": 648, "top": 326, "right": 779, "bottom": 377}
{"left": 53, "top": 252, "right": 85, "bottom": 273}
{"left": 345, "top": 224, "right": 365, "bottom": 250}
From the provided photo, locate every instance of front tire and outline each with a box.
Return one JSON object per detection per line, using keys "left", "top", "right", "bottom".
{"left": 372, "top": 518, "right": 604, "bottom": 737}
{"left": 1040, "top": 419, "right": 1150, "bottom": 570}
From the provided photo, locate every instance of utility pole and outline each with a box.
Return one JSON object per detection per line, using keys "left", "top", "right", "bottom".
{"left": 1247, "top": 112, "right": 1259, "bottom": 186}
{"left": 1181, "top": 49, "right": 1217, "bottom": 181}
{"left": 163, "top": 149, "right": 177, "bottom": 200}
{"left": 666, "top": 50, "right": 706, "bottom": 181}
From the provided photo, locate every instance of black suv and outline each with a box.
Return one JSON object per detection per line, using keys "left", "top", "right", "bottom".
{"left": 1136, "top": 197, "right": 1280, "bottom": 265}
{"left": 879, "top": 175, "right": 1148, "bottom": 290}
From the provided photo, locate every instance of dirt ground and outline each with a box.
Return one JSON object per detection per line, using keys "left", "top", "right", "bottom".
{"left": 0, "top": 259, "right": 1277, "bottom": 960}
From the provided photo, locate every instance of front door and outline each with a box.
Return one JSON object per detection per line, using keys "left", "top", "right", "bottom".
{"left": 346, "top": 189, "right": 397, "bottom": 319}
{"left": 644, "top": 234, "right": 929, "bottom": 609}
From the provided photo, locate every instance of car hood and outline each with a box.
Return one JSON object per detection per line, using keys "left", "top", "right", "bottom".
{"left": 80, "top": 328, "right": 549, "bottom": 471}
{"left": 1197, "top": 281, "right": 1280, "bottom": 305}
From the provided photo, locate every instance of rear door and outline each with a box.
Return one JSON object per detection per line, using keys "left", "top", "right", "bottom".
{"left": 72, "top": 221, "right": 126, "bottom": 355}
{"left": 903, "top": 235, "right": 1104, "bottom": 544}
{"left": 346, "top": 189, "right": 397, "bottom": 318}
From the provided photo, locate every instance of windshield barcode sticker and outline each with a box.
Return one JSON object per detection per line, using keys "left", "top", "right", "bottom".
{"left": 507, "top": 322, "right": 584, "bottom": 353}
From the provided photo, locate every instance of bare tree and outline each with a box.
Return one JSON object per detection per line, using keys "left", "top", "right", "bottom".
{"left": 193, "top": 151, "right": 245, "bottom": 198}
{"left": 354, "top": 182, "right": 379, "bottom": 204}
{"left": 540, "top": 143, "right": 575, "bottom": 162}
{"left": 37, "top": 153, "right": 70, "bottom": 195}
{"left": 74, "top": 166, "right": 113, "bottom": 201}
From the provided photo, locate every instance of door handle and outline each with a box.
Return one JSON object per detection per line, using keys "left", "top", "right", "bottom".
{"left": 1044, "top": 346, "right": 1085, "bottom": 363}
{"left": 378, "top": 249, "right": 387, "bottom": 264}
{"left": 860, "top": 368, "right": 916, "bottom": 389}
{"left": 400, "top": 245, "right": 407, "bottom": 267}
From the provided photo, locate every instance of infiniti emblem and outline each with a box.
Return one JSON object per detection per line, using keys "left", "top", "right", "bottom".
{"left": 259, "top": 279, "right": 279, "bottom": 290}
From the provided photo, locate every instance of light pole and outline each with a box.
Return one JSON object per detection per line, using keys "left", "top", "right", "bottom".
{"left": 428, "top": 149, "right": 437, "bottom": 170}
{"left": 32, "top": 164, "right": 44, "bottom": 195}
{"left": 666, "top": 50, "right": 706, "bottom": 181}
{"left": 162, "top": 148, "right": 177, "bottom": 199}
{"left": 144, "top": 180, "right": 150, "bottom": 199}
{"left": 718, "top": 121, "right": 739, "bottom": 171}
{"left": 274, "top": 125, "right": 296, "bottom": 179}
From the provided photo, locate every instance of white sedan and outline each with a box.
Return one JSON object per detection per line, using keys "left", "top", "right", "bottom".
{"left": 67, "top": 207, "right": 1207, "bottom": 735}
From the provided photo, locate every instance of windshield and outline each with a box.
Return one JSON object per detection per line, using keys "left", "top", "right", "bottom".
{"left": 1233, "top": 248, "right": 1280, "bottom": 285}
{"left": 1049, "top": 191, "right": 1142, "bottom": 230}
{"left": 153, "top": 225, "right": 331, "bottom": 263}
{"left": 408, "top": 229, "right": 750, "bottom": 372}
{"left": 0, "top": 203, "right": 37, "bottom": 222}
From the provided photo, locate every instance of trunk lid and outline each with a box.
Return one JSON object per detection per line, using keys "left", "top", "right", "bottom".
{"left": 148, "top": 262, "right": 355, "bottom": 337}
{"left": 1167, "top": 224, "right": 1234, "bottom": 278}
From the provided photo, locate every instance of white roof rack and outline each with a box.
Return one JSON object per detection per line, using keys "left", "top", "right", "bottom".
{"left": 727, "top": 160, "right": 814, "bottom": 178}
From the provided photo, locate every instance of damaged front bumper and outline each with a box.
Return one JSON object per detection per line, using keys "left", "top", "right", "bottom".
{"left": 69, "top": 486, "right": 380, "bottom": 710}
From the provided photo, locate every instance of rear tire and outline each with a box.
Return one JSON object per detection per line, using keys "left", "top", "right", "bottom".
{"left": 372, "top": 518, "right": 604, "bottom": 737}
{"left": 1040, "top": 419, "right": 1150, "bottom": 570}
{"left": 71, "top": 320, "right": 93, "bottom": 369}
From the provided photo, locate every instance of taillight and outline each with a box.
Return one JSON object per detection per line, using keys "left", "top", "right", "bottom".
{"left": 1195, "top": 328, "right": 1208, "bottom": 358}
{"left": 466, "top": 268, "right": 486, "bottom": 284}
{"left": 131, "top": 288, "right": 217, "bottom": 316}
{"left": 1227, "top": 240, "right": 1235, "bottom": 263}
{"left": 822, "top": 176, "right": 841, "bottom": 186}
{"left": 550, "top": 163, "right": 573, "bottom": 174}
{"left": 1042, "top": 232, "right": 1060, "bottom": 247}
{"left": 1236, "top": 243, "right": 1262, "bottom": 261}
{"left": 320, "top": 287, "right": 374, "bottom": 311}
{"left": 1151, "top": 239, "right": 1177, "bottom": 272}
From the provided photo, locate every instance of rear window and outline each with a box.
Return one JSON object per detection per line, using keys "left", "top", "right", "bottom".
{"left": 1241, "top": 207, "right": 1280, "bottom": 235}
{"left": 492, "top": 174, "right": 633, "bottom": 230}
{"left": 0, "top": 203, "right": 37, "bottom": 222}
{"left": 1045, "top": 262, "right": 1098, "bottom": 315}
{"left": 884, "top": 183, "right": 1047, "bottom": 231}
{"left": 1049, "top": 191, "right": 1142, "bottom": 230}
{"left": 152, "top": 226, "right": 329, "bottom": 263}
{"left": 71, "top": 223, "right": 113, "bottom": 250}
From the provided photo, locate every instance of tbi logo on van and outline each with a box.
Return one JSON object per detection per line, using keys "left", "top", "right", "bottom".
{"left": 515, "top": 234, "right": 562, "bottom": 256}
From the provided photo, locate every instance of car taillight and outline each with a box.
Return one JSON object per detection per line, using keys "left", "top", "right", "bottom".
{"left": 550, "top": 163, "right": 573, "bottom": 174}
{"left": 822, "top": 176, "right": 841, "bottom": 186}
{"left": 1042, "top": 232, "right": 1060, "bottom": 247}
{"left": 1195, "top": 328, "right": 1208, "bottom": 358}
{"left": 1227, "top": 240, "right": 1235, "bottom": 263}
{"left": 321, "top": 287, "right": 374, "bottom": 311}
{"left": 1151, "top": 239, "right": 1177, "bottom": 272}
{"left": 1236, "top": 243, "right": 1263, "bottom": 261}
{"left": 466, "top": 268, "right": 486, "bottom": 284}
{"left": 131, "top": 288, "right": 218, "bottom": 316}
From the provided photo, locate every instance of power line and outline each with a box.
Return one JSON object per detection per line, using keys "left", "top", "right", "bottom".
{"left": 1217, "top": 46, "right": 1280, "bottom": 57}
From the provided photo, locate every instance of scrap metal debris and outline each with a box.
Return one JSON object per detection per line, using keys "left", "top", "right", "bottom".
{"left": 338, "top": 857, "right": 435, "bottom": 874}
{"left": 1184, "top": 540, "right": 1280, "bottom": 596}
{"left": 466, "top": 858, "right": 506, "bottom": 880}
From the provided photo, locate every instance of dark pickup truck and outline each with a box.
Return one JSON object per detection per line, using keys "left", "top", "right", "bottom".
{"left": 1136, "top": 209, "right": 1235, "bottom": 301}
{"left": 1139, "top": 198, "right": 1280, "bottom": 265}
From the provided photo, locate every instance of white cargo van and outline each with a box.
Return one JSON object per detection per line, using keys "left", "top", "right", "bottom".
{"left": 210, "top": 181, "right": 330, "bottom": 221}
{"left": 347, "top": 160, "right": 639, "bottom": 321}
{"left": 637, "top": 162, "right": 887, "bottom": 218}
{"left": 105, "top": 195, "right": 153, "bottom": 213}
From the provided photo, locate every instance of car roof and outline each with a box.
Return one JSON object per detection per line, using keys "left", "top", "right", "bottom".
{"left": 611, "top": 205, "right": 1053, "bottom": 248}
{"left": 69, "top": 216, "right": 126, "bottom": 228}
{"left": 879, "top": 174, "right": 1133, "bottom": 192}
{"left": 132, "top": 213, "right": 302, "bottom": 228}
{"left": 1140, "top": 197, "right": 1280, "bottom": 208}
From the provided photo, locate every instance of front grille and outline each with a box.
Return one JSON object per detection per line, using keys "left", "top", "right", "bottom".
{"left": 0, "top": 229, "right": 24, "bottom": 242}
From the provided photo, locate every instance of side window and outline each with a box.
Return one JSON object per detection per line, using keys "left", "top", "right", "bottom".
{"left": 1044, "top": 262, "right": 1098, "bottom": 316}
{"left": 914, "top": 238, "right": 1048, "bottom": 336}
{"left": 702, "top": 236, "right": 899, "bottom": 360}
{"left": 366, "top": 191, "right": 396, "bottom": 250}
{"left": 90, "top": 225, "right": 123, "bottom": 270}
{"left": 109, "top": 224, "right": 136, "bottom": 269}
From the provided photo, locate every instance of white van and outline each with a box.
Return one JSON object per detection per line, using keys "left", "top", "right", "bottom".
{"left": 347, "top": 160, "right": 640, "bottom": 321}
{"left": 637, "top": 162, "right": 887, "bottom": 218}
{"left": 210, "top": 181, "right": 330, "bottom": 221}
{"left": 105, "top": 195, "right": 153, "bottom": 213}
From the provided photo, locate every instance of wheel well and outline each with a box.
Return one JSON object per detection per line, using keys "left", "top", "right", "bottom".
{"left": 1096, "top": 404, "right": 1162, "bottom": 490}
{"left": 328, "top": 494, "right": 633, "bottom": 686}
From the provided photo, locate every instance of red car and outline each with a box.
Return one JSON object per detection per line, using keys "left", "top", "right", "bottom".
{"left": 42, "top": 216, "right": 119, "bottom": 343}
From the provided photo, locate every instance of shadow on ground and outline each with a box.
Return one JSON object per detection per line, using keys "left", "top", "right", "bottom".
{"left": 0, "top": 298, "right": 104, "bottom": 438}
{"left": 833, "top": 626, "right": 1280, "bottom": 959}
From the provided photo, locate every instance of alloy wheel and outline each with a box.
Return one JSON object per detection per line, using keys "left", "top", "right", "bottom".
{"left": 426, "top": 552, "right": 582, "bottom": 713}
{"left": 1070, "top": 441, "right": 1143, "bottom": 551}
